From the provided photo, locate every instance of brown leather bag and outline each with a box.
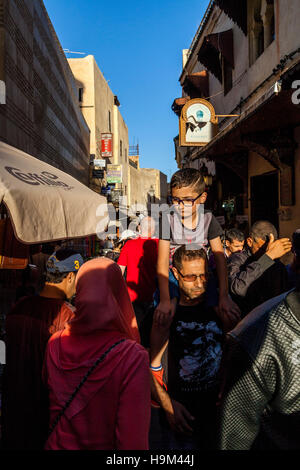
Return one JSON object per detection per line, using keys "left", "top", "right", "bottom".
{"left": 0, "top": 218, "right": 29, "bottom": 269}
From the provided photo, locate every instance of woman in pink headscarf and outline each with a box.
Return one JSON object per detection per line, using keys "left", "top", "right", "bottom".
{"left": 43, "top": 258, "right": 151, "bottom": 450}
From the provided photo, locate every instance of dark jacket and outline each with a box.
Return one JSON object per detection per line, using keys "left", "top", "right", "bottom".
{"left": 219, "top": 289, "right": 300, "bottom": 450}
{"left": 228, "top": 248, "right": 289, "bottom": 316}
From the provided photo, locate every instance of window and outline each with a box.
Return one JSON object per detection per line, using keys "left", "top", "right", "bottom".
{"left": 108, "top": 111, "right": 111, "bottom": 132}
{"left": 223, "top": 58, "right": 233, "bottom": 95}
{"left": 125, "top": 148, "right": 128, "bottom": 163}
{"left": 79, "top": 88, "right": 83, "bottom": 102}
{"left": 270, "top": 13, "right": 275, "bottom": 42}
{"left": 257, "top": 18, "right": 264, "bottom": 58}
{"left": 120, "top": 140, "right": 122, "bottom": 158}
{"left": 263, "top": 0, "right": 275, "bottom": 47}
{"left": 249, "top": 0, "right": 275, "bottom": 66}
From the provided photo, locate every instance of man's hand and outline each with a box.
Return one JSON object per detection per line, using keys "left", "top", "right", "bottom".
{"left": 165, "top": 399, "right": 195, "bottom": 435}
{"left": 217, "top": 295, "right": 241, "bottom": 332}
{"left": 266, "top": 234, "right": 292, "bottom": 260}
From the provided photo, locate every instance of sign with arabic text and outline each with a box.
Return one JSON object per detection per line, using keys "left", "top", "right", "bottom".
{"left": 107, "top": 165, "right": 122, "bottom": 184}
{"left": 101, "top": 133, "right": 113, "bottom": 157}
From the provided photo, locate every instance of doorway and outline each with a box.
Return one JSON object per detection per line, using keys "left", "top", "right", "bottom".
{"left": 250, "top": 171, "right": 279, "bottom": 232}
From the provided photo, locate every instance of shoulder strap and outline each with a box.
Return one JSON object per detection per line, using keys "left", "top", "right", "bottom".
{"left": 48, "top": 338, "right": 126, "bottom": 437}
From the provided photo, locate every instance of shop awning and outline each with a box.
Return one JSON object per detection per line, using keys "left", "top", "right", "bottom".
{"left": 191, "top": 72, "right": 300, "bottom": 160}
{"left": 0, "top": 141, "right": 109, "bottom": 243}
{"left": 183, "top": 71, "right": 209, "bottom": 99}
{"left": 214, "top": 0, "right": 247, "bottom": 35}
{"left": 198, "top": 29, "right": 234, "bottom": 82}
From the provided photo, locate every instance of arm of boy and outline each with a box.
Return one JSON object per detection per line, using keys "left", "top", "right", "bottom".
{"left": 210, "top": 237, "right": 241, "bottom": 328}
{"left": 155, "top": 240, "right": 176, "bottom": 324}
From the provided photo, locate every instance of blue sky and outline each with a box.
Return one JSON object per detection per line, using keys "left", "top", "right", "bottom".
{"left": 44, "top": 0, "right": 210, "bottom": 181}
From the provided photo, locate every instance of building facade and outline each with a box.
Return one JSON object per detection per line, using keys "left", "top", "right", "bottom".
{"left": 68, "top": 55, "right": 130, "bottom": 198}
{"left": 128, "top": 153, "right": 168, "bottom": 211}
{"left": 0, "top": 0, "right": 90, "bottom": 184}
{"left": 173, "top": 0, "right": 300, "bottom": 238}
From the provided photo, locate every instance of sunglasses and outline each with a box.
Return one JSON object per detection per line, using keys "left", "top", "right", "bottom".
{"left": 177, "top": 269, "right": 207, "bottom": 283}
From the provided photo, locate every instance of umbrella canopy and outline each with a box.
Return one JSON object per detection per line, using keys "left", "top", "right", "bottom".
{"left": 0, "top": 141, "right": 109, "bottom": 244}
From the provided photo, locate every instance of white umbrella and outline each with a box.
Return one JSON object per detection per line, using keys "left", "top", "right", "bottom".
{"left": 0, "top": 141, "right": 109, "bottom": 243}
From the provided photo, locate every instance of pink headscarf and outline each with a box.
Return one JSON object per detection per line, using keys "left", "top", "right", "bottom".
{"left": 69, "top": 257, "right": 140, "bottom": 342}
{"left": 44, "top": 257, "right": 141, "bottom": 421}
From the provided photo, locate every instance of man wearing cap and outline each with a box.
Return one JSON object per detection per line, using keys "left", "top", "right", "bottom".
{"left": 286, "top": 229, "right": 300, "bottom": 289}
{"left": 2, "top": 248, "right": 84, "bottom": 450}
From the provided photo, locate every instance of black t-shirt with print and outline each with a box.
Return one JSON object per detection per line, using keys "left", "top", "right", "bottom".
{"left": 167, "top": 300, "right": 224, "bottom": 422}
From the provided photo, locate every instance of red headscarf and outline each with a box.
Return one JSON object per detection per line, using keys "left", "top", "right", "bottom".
{"left": 44, "top": 258, "right": 141, "bottom": 420}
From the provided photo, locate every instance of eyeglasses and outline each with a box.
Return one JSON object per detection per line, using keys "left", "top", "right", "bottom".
{"left": 170, "top": 193, "right": 203, "bottom": 207}
{"left": 177, "top": 269, "right": 207, "bottom": 282}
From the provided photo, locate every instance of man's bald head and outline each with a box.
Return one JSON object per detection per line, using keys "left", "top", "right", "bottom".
{"left": 247, "top": 221, "right": 278, "bottom": 255}
{"left": 250, "top": 221, "right": 278, "bottom": 242}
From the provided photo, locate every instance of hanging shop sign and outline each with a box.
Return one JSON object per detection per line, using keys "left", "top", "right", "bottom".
{"left": 101, "top": 133, "right": 113, "bottom": 157}
{"left": 92, "top": 169, "right": 104, "bottom": 179}
{"left": 179, "top": 98, "right": 218, "bottom": 147}
{"left": 93, "top": 159, "right": 106, "bottom": 168}
{"left": 107, "top": 165, "right": 122, "bottom": 184}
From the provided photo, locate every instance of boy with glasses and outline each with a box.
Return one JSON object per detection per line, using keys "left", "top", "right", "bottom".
{"left": 156, "top": 168, "right": 240, "bottom": 332}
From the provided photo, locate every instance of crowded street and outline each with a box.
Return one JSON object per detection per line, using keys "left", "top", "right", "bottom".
{"left": 0, "top": 0, "right": 300, "bottom": 458}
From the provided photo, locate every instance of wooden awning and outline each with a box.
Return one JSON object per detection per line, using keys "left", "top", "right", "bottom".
{"left": 198, "top": 29, "right": 234, "bottom": 82}
{"left": 183, "top": 71, "right": 209, "bottom": 99}
{"left": 214, "top": 0, "right": 247, "bottom": 35}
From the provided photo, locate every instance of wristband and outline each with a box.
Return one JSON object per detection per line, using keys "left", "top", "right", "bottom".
{"left": 150, "top": 364, "right": 162, "bottom": 371}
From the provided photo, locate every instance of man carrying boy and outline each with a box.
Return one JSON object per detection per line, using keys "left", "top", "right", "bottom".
{"left": 156, "top": 168, "right": 240, "bottom": 331}
{"left": 150, "top": 246, "right": 224, "bottom": 449}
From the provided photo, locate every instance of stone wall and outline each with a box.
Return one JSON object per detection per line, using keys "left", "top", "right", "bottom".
{"left": 128, "top": 165, "right": 168, "bottom": 210}
{"left": 0, "top": 0, "right": 90, "bottom": 184}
